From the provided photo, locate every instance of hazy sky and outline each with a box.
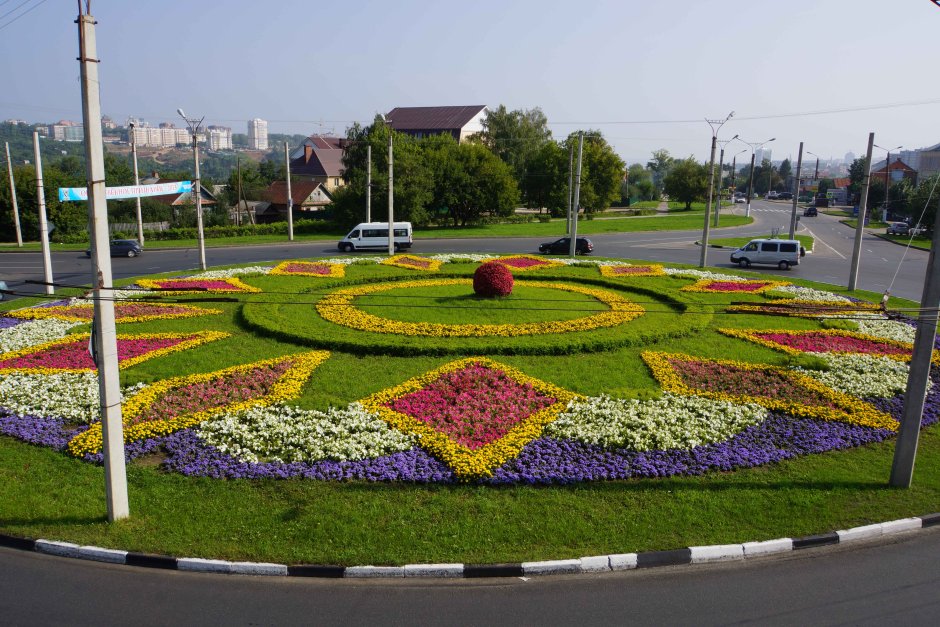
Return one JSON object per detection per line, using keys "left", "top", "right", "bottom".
{"left": 2, "top": 0, "right": 939, "bottom": 165}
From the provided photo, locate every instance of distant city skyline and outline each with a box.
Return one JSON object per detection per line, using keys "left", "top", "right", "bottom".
{"left": 2, "top": 0, "right": 938, "bottom": 166}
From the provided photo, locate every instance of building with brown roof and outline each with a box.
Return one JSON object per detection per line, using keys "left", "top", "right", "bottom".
{"left": 872, "top": 158, "right": 918, "bottom": 185}
{"left": 256, "top": 180, "right": 333, "bottom": 223}
{"left": 288, "top": 136, "right": 346, "bottom": 192}
{"left": 385, "top": 105, "right": 487, "bottom": 142}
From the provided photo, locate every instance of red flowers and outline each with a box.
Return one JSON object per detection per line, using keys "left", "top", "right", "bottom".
{"left": 473, "top": 262, "right": 514, "bottom": 297}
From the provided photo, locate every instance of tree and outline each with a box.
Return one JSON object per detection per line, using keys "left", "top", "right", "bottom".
{"left": 778, "top": 158, "right": 792, "bottom": 184}
{"left": 647, "top": 149, "right": 674, "bottom": 195}
{"left": 624, "top": 163, "right": 655, "bottom": 204}
{"left": 521, "top": 141, "right": 568, "bottom": 215}
{"left": 848, "top": 158, "right": 867, "bottom": 196}
{"left": 479, "top": 105, "right": 552, "bottom": 206}
{"left": 563, "top": 131, "right": 625, "bottom": 213}
{"left": 909, "top": 174, "right": 940, "bottom": 233}
{"left": 663, "top": 157, "right": 708, "bottom": 210}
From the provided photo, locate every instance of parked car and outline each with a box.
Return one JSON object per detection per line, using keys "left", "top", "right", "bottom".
{"left": 0, "top": 280, "right": 7, "bottom": 301}
{"left": 538, "top": 237, "right": 593, "bottom": 255}
{"left": 776, "top": 192, "right": 793, "bottom": 200}
{"left": 803, "top": 207, "right": 818, "bottom": 217}
{"left": 766, "top": 191, "right": 779, "bottom": 199}
{"left": 734, "top": 196, "right": 745, "bottom": 203}
{"left": 887, "top": 222, "right": 911, "bottom": 236}
{"left": 730, "top": 238, "right": 802, "bottom": 270}
{"left": 85, "top": 239, "right": 143, "bottom": 258}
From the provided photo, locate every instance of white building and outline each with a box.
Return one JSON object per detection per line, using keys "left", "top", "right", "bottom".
{"left": 207, "top": 126, "right": 233, "bottom": 151}
{"left": 754, "top": 147, "right": 772, "bottom": 165}
{"left": 129, "top": 123, "right": 192, "bottom": 148}
{"left": 248, "top": 118, "right": 268, "bottom": 150}
{"left": 49, "top": 121, "right": 84, "bottom": 142}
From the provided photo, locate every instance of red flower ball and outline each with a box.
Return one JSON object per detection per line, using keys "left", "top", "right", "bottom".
{"left": 473, "top": 262, "right": 514, "bottom": 297}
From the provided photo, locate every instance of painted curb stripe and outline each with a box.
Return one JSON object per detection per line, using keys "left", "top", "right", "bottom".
{"left": 0, "top": 533, "right": 35, "bottom": 551}
{"left": 464, "top": 563, "right": 524, "bottom": 578}
{"left": 921, "top": 513, "right": 940, "bottom": 527}
{"left": 125, "top": 552, "right": 178, "bottom": 570}
{"left": 636, "top": 548, "right": 692, "bottom": 568}
{"left": 793, "top": 532, "right": 839, "bottom": 549}
{"left": 287, "top": 565, "right": 345, "bottom": 578}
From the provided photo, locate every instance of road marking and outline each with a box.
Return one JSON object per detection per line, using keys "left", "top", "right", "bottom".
{"left": 801, "top": 226, "right": 845, "bottom": 259}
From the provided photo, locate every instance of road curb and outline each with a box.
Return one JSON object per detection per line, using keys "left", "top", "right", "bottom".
{"left": 3, "top": 513, "right": 936, "bottom": 579}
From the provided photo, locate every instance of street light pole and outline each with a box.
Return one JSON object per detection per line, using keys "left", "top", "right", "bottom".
{"left": 284, "top": 141, "right": 294, "bottom": 241}
{"left": 788, "top": 142, "right": 803, "bottom": 240}
{"left": 387, "top": 120, "right": 394, "bottom": 256}
{"left": 700, "top": 112, "right": 734, "bottom": 267}
{"left": 569, "top": 131, "right": 584, "bottom": 259}
{"left": 177, "top": 109, "right": 206, "bottom": 271}
{"left": 366, "top": 144, "right": 371, "bottom": 223}
{"left": 738, "top": 137, "right": 774, "bottom": 218}
{"left": 874, "top": 143, "right": 902, "bottom": 222}
{"left": 714, "top": 134, "right": 738, "bottom": 227}
{"left": 849, "top": 132, "right": 875, "bottom": 291}
{"left": 32, "top": 131, "right": 54, "bottom": 295}
{"left": 4, "top": 141, "right": 22, "bottom": 246}
{"left": 129, "top": 123, "right": 144, "bottom": 245}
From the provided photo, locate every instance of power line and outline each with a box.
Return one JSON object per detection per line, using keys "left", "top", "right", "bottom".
{"left": 0, "top": 0, "right": 46, "bottom": 32}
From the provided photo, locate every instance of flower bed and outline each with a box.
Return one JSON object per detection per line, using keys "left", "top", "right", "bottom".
{"left": 0, "top": 331, "right": 228, "bottom": 374}
{"left": 4, "top": 301, "right": 223, "bottom": 323}
{"left": 727, "top": 300, "right": 883, "bottom": 318}
{"left": 270, "top": 261, "right": 345, "bottom": 278}
{"left": 380, "top": 255, "right": 443, "bottom": 272}
{"left": 718, "top": 328, "right": 931, "bottom": 363}
{"left": 493, "top": 255, "right": 562, "bottom": 272}
{"left": 681, "top": 279, "right": 791, "bottom": 294}
{"left": 136, "top": 277, "right": 261, "bottom": 293}
{"left": 315, "top": 279, "right": 644, "bottom": 338}
{"left": 599, "top": 264, "right": 665, "bottom": 277}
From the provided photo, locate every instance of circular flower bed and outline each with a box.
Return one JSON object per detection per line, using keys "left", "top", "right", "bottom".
{"left": 473, "top": 261, "right": 514, "bottom": 297}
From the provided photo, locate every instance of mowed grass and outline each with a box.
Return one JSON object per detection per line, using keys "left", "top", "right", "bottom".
{"left": 0, "top": 259, "right": 937, "bottom": 565}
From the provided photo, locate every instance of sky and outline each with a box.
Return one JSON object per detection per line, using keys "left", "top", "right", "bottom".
{"left": 1, "top": 0, "right": 939, "bottom": 166}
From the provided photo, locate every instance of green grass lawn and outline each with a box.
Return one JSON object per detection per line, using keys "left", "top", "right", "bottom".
{"left": 0, "top": 257, "right": 935, "bottom": 565}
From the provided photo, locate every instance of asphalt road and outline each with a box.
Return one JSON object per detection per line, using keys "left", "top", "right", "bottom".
{"left": 1, "top": 201, "right": 938, "bottom": 623}
{"left": 2, "top": 528, "right": 939, "bottom": 626}
{"left": 1, "top": 200, "right": 929, "bottom": 302}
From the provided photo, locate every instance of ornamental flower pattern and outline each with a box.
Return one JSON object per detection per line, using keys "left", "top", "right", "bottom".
{"left": 136, "top": 277, "right": 261, "bottom": 293}
{"left": 315, "top": 279, "right": 644, "bottom": 337}
{"left": 270, "top": 260, "right": 346, "bottom": 278}
{"left": 599, "top": 264, "right": 666, "bottom": 277}
{"left": 360, "top": 358, "right": 578, "bottom": 479}
{"left": 4, "top": 301, "right": 223, "bottom": 323}
{"left": 727, "top": 299, "right": 883, "bottom": 318}
{"left": 0, "top": 331, "right": 229, "bottom": 374}
{"left": 380, "top": 255, "right": 443, "bottom": 272}
{"left": 681, "top": 279, "right": 791, "bottom": 294}
{"left": 718, "top": 328, "right": 937, "bottom": 364}
{"left": 492, "top": 255, "right": 562, "bottom": 272}
{"left": 66, "top": 351, "right": 330, "bottom": 457}
{"left": 641, "top": 351, "right": 896, "bottom": 431}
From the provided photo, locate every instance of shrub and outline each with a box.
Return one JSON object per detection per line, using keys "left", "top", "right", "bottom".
{"left": 473, "top": 262, "right": 514, "bottom": 297}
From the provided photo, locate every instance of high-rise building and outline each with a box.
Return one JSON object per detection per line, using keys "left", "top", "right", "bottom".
{"left": 248, "top": 118, "right": 268, "bottom": 150}
{"left": 754, "top": 148, "right": 772, "bottom": 165}
{"left": 207, "top": 126, "right": 233, "bottom": 151}
{"left": 844, "top": 152, "right": 856, "bottom": 165}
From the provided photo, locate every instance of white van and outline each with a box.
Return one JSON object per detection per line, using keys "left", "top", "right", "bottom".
{"left": 730, "top": 238, "right": 803, "bottom": 270}
{"left": 338, "top": 222, "right": 413, "bottom": 252}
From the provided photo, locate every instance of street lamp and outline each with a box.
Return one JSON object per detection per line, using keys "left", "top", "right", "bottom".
{"left": 735, "top": 137, "right": 774, "bottom": 217}
{"left": 730, "top": 148, "right": 747, "bottom": 205}
{"left": 700, "top": 111, "right": 734, "bottom": 268}
{"left": 873, "top": 143, "right": 902, "bottom": 221}
{"left": 713, "top": 134, "right": 739, "bottom": 227}
{"left": 177, "top": 108, "right": 207, "bottom": 271}
{"left": 805, "top": 151, "right": 820, "bottom": 181}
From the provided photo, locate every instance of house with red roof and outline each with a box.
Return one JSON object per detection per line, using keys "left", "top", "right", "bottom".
{"left": 385, "top": 105, "right": 487, "bottom": 142}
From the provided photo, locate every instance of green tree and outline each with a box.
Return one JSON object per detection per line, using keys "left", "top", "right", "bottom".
{"left": 778, "top": 158, "right": 792, "bottom": 184}
{"left": 624, "top": 163, "right": 655, "bottom": 204}
{"left": 646, "top": 149, "right": 674, "bottom": 195}
{"left": 848, "top": 158, "right": 867, "bottom": 195}
{"left": 479, "top": 105, "right": 552, "bottom": 206}
{"left": 663, "top": 157, "right": 708, "bottom": 210}
{"left": 521, "top": 140, "right": 568, "bottom": 215}
{"left": 564, "top": 131, "right": 625, "bottom": 213}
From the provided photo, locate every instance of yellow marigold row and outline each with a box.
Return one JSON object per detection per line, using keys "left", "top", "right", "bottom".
{"left": 717, "top": 327, "right": 937, "bottom": 364}
{"left": 380, "top": 255, "right": 443, "bottom": 272}
{"left": 640, "top": 351, "right": 897, "bottom": 432}
{"left": 270, "top": 260, "right": 346, "bottom": 278}
{"left": 680, "top": 279, "right": 791, "bottom": 294}
{"left": 4, "top": 302, "right": 223, "bottom": 323}
{"left": 0, "top": 330, "right": 229, "bottom": 375}
{"left": 316, "top": 279, "right": 644, "bottom": 338}
{"left": 136, "top": 277, "right": 261, "bottom": 293}
{"left": 359, "top": 357, "right": 579, "bottom": 479}
{"left": 726, "top": 299, "right": 883, "bottom": 317}
{"left": 598, "top": 264, "right": 666, "bottom": 278}
{"left": 66, "top": 350, "right": 330, "bottom": 457}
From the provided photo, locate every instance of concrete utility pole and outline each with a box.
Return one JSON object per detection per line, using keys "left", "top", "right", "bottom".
{"left": 889, "top": 193, "right": 940, "bottom": 487}
{"left": 129, "top": 123, "right": 144, "bottom": 245}
{"left": 848, "top": 133, "right": 875, "bottom": 291}
{"left": 32, "top": 131, "right": 53, "bottom": 295}
{"left": 77, "top": 4, "right": 129, "bottom": 522}
{"left": 284, "top": 141, "right": 293, "bottom": 241}
{"left": 700, "top": 113, "right": 733, "bottom": 267}
{"left": 366, "top": 144, "right": 371, "bottom": 223}
{"left": 568, "top": 131, "right": 584, "bottom": 258}
{"left": 4, "top": 142, "right": 22, "bottom": 246}
{"left": 567, "top": 142, "right": 574, "bottom": 235}
{"left": 713, "top": 135, "right": 738, "bottom": 228}
{"left": 788, "top": 142, "right": 803, "bottom": 240}
{"left": 177, "top": 109, "right": 206, "bottom": 271}
{"left": 387, "top": 124, "right": 394, "bottom": 256}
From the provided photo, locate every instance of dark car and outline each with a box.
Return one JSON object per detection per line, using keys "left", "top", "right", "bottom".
{"left": 803, "top": 207, "right": 818, "bottom": 217}
{"left": 538, "top": 237, "right": 593, "bottom": 255}
{"left": 85, "top": 239, "right": 143, "bottom": 258}
{"left": 776, "top": 192, "right": 793, "bottom": 200}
